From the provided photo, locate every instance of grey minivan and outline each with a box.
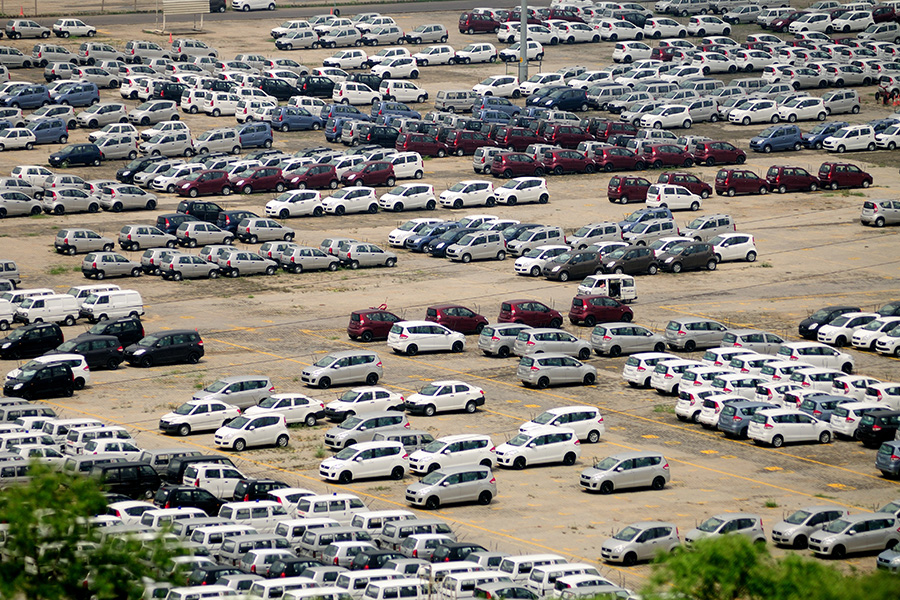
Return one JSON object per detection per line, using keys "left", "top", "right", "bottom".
{"left": 324, "top": 412, "right": 409, "bottom": 450}
{"left": 405, "top": 465, "right": 496, "bottom": 510}
{"left": 664, "top": 317, "right": 729, "bottom": 351}
{"left": 770, "top": 506, "right": 849, "bottom": 549}
{"left": 579, "top": 451, "right": 670, "bottom": 494}
{"left": 808, "top": 513, "right": 900, "bottom": 558}
{"left": 300, "top": 350, "right": 383, "bottom": 389}
{"left": 717, "top": 401, "right": 776, "bottom": 438}
{"left": 191, "top": 375, "right": 274, "bottom": 409}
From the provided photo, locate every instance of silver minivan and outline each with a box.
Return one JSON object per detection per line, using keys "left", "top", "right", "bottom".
{"left": 324, "top": 412, "right": 409, "bottom": 450}
{"left": 809, "top": 513, "right": 900, "bottom": 558}
{"left": 664, "top": 317, "right": 729, "bottom": 351}
{"left": 405, "top": 465, "right": 496, "bottom": 510}
{"left": 506, "top": 226, "right": 565, "bottom": 257}
{"left": 435, "top": 90, "right": 478, "bottom": 112}
{"left": 477, "top": 323, "right": 532, "bottom": 358}
{"left": 300, "top": 350, "right": 383, "bottom": 389}
{"left": 446, "top": 231, "right": 506, "bottom": 263}
{"left": 579, "top": 451, "right": 670, "bottom": 494}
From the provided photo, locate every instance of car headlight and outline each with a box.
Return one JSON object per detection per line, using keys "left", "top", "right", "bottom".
{"left": 551, "top": 266, "right": 560, "bottom": 271}
{"left": 13, "top": 383, "right": 22, "bottom": 390}
{"left": 665, "top": 257, "right": 674, "bottom": 263}
{"left": 1, "top": 343, "right": 10, "bottom": 349}
{"left": 808, "top": 323, "right": 819, "bottom": 330}
{"left": 133, "top": 348, "right": 146, "bottom": 355}
{"left": 181, "top": 183, "right": 191, "bottom": 189}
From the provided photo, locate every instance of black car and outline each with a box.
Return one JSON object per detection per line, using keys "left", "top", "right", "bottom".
{"left": 858, "top": 409, "right": 900, "bottom": 449}
{"left": 878, "top": 300, "right": 900, "bottom": 317}
{"left": 406, "top": 222, "right": 460, "bottom": 252}
{"left": 658, "top": 242, "right": 718, "bottom": 273}
{"left": 216, "top": 210, "right": 259, "bottom": 235}
{"left": 124, "top": 329, "right": 204, "bottom": 368}
{"left": 0, "top": 322, "right": 64, "bottom": 359}
{"left": 209, "top": 0, "right": 226, "bottom": 12}
{"left": 163, "top": 454, "right": 236, "bottom": 484}
{"left": 154, "top": 484, "right": 225, "bottom": 515}
{"left": 349, "top": 550, "right": 405, "bottom": 571}
{"left": 267, "top": 558, "right": 324, "bottom": 579}
{"left": 187, "top": 565, "right": 243, "bottom": 586}
{"left": 258, "top": 78, "right": 301, "bottom": 101}
{"left": 116, "top": 155, "right": 168, "bottom": 183}
{"left": 798, "top": 305, "right": 861, "bottom": 339}
{"left": 348, "top": 72, "right": 383, "bottom": 92}
{"left": 364, "top": 125, "right": 400, "bottom": 148}
{"left": 152, "top": 82, "right": 188, "bottom": 101}
{"left": 79, "top": 316, "right": 145, "bottom": 348}
{"left": 427, "top": 227, "right": 480, "bottom": 258}
{"left": 48, "top": 143, "right": 102, "bottom": 168}
{"left": 176, "top": 199, "right": 223, "bottom": 224}
{"left": 233, "top": 478, "right": 288, "bottom": 502}
{"left": 156, "top": 212, "right": 200, "bottom": 235}
{"left": 3, "top": 361, "right": 73, "bottom": 399}
{"left": 49, "top": 334, "right": 123, "bottom": 370}
{"left": 296, "top": 75, "right": 335, "bottom": 98}
{"left": 90, "top": 461, "right": 161, "bottom": 500}
{"left": 430, "top": 542, "right": 487, "bottom": 563}
{"left": 208, "top": 79, "right": 238, "bottom": 93}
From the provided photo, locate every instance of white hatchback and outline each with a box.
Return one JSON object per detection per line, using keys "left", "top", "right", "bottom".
{"left": 439, "top": 180, "right": 495, "bottom": 208}
{"left": 710, "top": 232, "right": 757, "bottom": 263}
{"left": 639, "top": 104, "right": 692, "bottom": 129}
{"left": 379, "top": 183, "right": 436, "bottom": 212}
{"left": 322, "top": 187, "right": 378, "bottom": 215}
{"left": 514, "top": 244, "right": 569, "bottom": 277}
{"left": 493, "top": 177, "right": 549, "bottom": 206}
{"left": 645, "top": 184, "right": 702, "bottom": 211}
{"left": 387, "top": 320, "right": 466, "bottom": 355}
{"left": 265, "top": 190, "right": 324, "bottom": 218}
{"left": 319, "top": 440, "right": 408, "bottom": 483}
{"left": 214, "top": 412, "right": 290, "bottom": 452}
{"left": 472, "top": 74, "right": 520, "bottom": 98}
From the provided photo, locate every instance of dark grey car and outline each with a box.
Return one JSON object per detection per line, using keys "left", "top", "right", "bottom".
{"left": 717, "top": 401, "right": 776, "bottom": 438}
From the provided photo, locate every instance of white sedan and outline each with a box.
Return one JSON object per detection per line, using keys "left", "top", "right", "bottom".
{"left": 404, "top": 380, "right": 486, "bottom": 416}
{"left": 244, "top": 393, "right": 326, "bottom": 426}
{"left": 728, "top": 98, "right": 778, "bottom": 125}
{"left": 710, "top": 232, "right": 757, "bottom": 262}
{"left": 493, "top": 177, "right": 549, "bottom": 205}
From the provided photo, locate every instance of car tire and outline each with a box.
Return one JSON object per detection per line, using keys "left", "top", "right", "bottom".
{"left": 425, "top": 496, "right": 440, "bottom": 510}
{"left": 304, "top": 413, "right": 318, "bottom": 427}
{"left": 599, "top": 481, "right": 614, "bottom": 494}
{"left": 139, "top": 355, "right": 153, "bottom": 368}
{"left": 771, "top": 434, "right": 784, "bottom": 448}
{"left": 338, "top": 470, "right": 352, "bottom": 484}
{"left": 233, "top": 438, "right": 246, "bottom": 452}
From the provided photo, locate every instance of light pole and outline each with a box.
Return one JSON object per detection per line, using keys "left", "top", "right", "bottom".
{"left": 518, "top": 0, "right": 528, "bottom": 82}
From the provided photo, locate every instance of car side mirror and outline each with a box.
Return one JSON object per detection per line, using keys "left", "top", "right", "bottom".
{"left": 615, "top": 466, "right": 624, "bottom": 472}
{"left": 440, "top": 481, "right": 450, "bottom": 487}
{"left": 248, "top": 426, "right": 255, "bottom": 431}
{"left": 332, "top": 364, "right": 340, "bottom": 369}
{"left": 528, "top": 443, "right": 536, "bottom": 448}
{"left": 847, "top": 530, "right": 855, "bottom": 536}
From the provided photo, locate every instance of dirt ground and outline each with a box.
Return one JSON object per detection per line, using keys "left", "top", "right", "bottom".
{"left": 1, "top": 7, "right": 900, "bottom": 590}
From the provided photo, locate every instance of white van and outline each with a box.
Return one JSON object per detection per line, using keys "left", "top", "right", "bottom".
{"left": 379, "top": 518, "right": 455, "bottom": 551}
{"left": 417, "top": 563, "right": 483, "bottom": 585}
{"left": 350, "top": 510, "right": 416, "bottom": 536}
{"left": 189, "top": 524, "right": 258, "bottom": 554}
{"left": 439, "top": 571, "right": 511, "bottom": 600}
{"left": 165, "top": 585, "right": 237, "bottom": 600}
{"left": 219, "top": 533, "right": 293, "bottom": 567}
{"left": 217, "top": 500, "right": 288, "bottom": 533}
{"left": 335, "top": 569, "right": 404, "bottom": 600}
{"left": 524, "top": 563, "right": 600, "bottom": 596}
{"left": 498, "top": 554, "right": 567, "bottom": 582}
{"left": 140, "top": 507, "right": 208, "bottom": 530}
{"left": 365, "top": 579, "right": 430, "bottom": 600}
{"left": 0, "top": 299, "right": 16, "bottom": 330}
{"left": 64, "top": 425, "right": 132, "bottom": 455}
{"left": 274, "top": 517, "right": 340, "bottom": 552}
{"left": 15, "top": 293, "right": 80, "bottom": 326}
{"left": 294, "top": 494, "right": 368, "bottom": 525}
{"left": 79, "top": 289, "right": 143, "bottom": 323}
{"left": 65, "top": 284, "right": 120, "bottom": 306}
{"left": 1, "top": 287, "right": 54, "bottom": 307}
{"left": 284, "top": 586, "right": 351, "bottom": 600}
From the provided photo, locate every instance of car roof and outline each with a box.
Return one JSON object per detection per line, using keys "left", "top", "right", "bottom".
{"left": 607, "top": 451, "right": 663, "bottom": 460}
{"left": 433, "top": 464, "right": 491, "bottom": 475}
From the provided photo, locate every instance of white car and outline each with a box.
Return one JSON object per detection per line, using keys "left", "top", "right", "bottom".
{"left": 876, "top": 329, "right": 900, "bottom": 357}
{"left": 323, "top": 49, "right": 368, "bottom": 70}
{"left": 817, "top": 312, "right": 879, "bottom": 347}
{"left": 371, "top": 56, "right": 418, "bottom": 79}
{"left": 640, "top": 104, "right": 692, "bottom": 129}
{"left": 472, "top": 74, "right": 520, "bottom": 98}
{"left": 243, "top": 393, "right": 326, "bottom": 426}
{"left": 832, "top": 10, "right": 873, "bottom": 33}
{"left": 403, "top": 380, "right": 485, "bottom": 416}
{"left": 865, "top": 382, "right": 900, "bottom": 408}
{"left": 557, "top": 22, "right": 598, "bottom": 43}
{"left": 379, "top": 183, "right": 436, "bottom": 212}
{"left": 319, "top": 27, "right": 362, "bottom": 49}
{"left": 319, "top": 440, "right": 408, "bottom": 483}
{"left": 87, "top": 122, "right": 138, "bottom": 142}
{"left": 265, "top": 190, "right": 324, "bottom": 218}
{"left": 692, "top": 52, "right": 737, "bottom": 74}
{"left": 412, "top": 45, "right": 456, "bottom": 66}
{"left": 379, "top": 79, "right": 427, "bottom": 103}
{"left": 0, "top": 128, "right": 36, "bottom": 151}
{"left": 493, "top": 177, "right": 549, "bottom": 205}
{"left": 613, "top": 41, "right": 653, "bottom": 63}
{"left": 518, "top": 72, "right": 565, "bottom": 96}
{"left": 498, "top": 23, "right": 557, "bottom": 45}
{"left": 823, "top": 125, "right": 876, "bottom": 153}
{"left": 776, "top": 342, "right": 854, "bottom": 372}
{"left": 829, "top": 401, "right": 882, "bottom": 439}
{"left": 494, "top": 425, "right": 581, "bottom": 469}
{"left": 408, "top": 434, "right": 496, "bottom": 474}
{"left": 332, "top": 81, "right": 380, "bottom": 105}
{"left": 439, "top": 180, "right": 495, "bottom": 208}
{"left": 659, "top": 65, "right": 704, "bottom": 83}
{"left": 514, "top": 244, "right": 570, "bottom": 277}
{"left": 519, "top": 405, "right": 605, "bottom": 443}
{"left": 387, "top": 217, "right": 443, "bottom": 246}
{"left": 777, "top": 97, "right": 827, "bottom": 123}
{"left": 324, "top": 386, "right": 405, "bottom": 420}
{"left": 728, "top": 98, "right": 778, "bottom": 124}
{"left": 710, "top": 232, "right": 757, "bottom": 263}
{"left": 387, "top": 320, "right": 466, "bottom": 355}
{"left": 53, "top": 18, "right": 96, "bottom": 37}
{"left": 832, "top": 375, "right": 882, "bottom": 401}
{"left": 733, "top": 50, "right": 776, "bottom": 72}
{"left": 645, "top": 184, "right": 702, "bottom": 211}
{"left": 748, "top": 408, "right": 833, "bottom": 447}
{"left": 322, "top": 187, "right": 378, "bottom": 215}
{"left": 644, "top": 17, "right": 686, "bottom": 39}
{"left": 853, "top": 317, "right": 900, "bottom": 350}
{"left": 687, "top": 15, "right": 731, "bottom": 36}
{"left": 788, "top": 12, "right": 834, "bottom": 34}
{"left": 568, "top": 70, "right": 611, "bottom": 89}
{"left": 365, "top": 46, "right": 410, "bottom": 66}
{"left": 83, "top": 438, "right": 142, "bottom": 458}
{"left": 498, "top": 41, "right": 544, "bottom": 63}
{"left": 454, "top": 43, "right": 497, "bottom": 64}
{"left": 158, "top": 399, "right": 242, "bottom": 436}
{"left": 214, "top": 412, "right": 290, "bottom": 452}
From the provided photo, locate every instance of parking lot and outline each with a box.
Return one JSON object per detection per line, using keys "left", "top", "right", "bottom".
{"left": 2, "top": 1, "right": 900, "bottom": 589}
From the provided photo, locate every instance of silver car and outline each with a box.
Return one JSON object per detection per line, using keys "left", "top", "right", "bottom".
{"left": 42, "top": 174, "right": 88, "bottom": 192}
{"left": 517, "top": 353, "right": 597, "bottom": 388}
{"left": 55, "top": 228, "right": 114, "bottom": 255}
{"left": 771, "top": 506, "right": 850, "bottom": 549}
{"left": 721, "top": 329, "right": 784, "bottom": 353}
{"left": 140, "top": 248, "right": 183, "bottom": 274}
{"left": 579, "top": 451, "right": 669, "bottom": 494}
{"left": 191, "top": 375, "right": 273, "bottom": 408}
{"left": 216, "top": 250, "right": 277, "bottom": 277}
{"left": 664, "top": 317, "right": 729, "bottom": 351}
{"left": 861, "top": 199, "right": 900, "bottom": 227}
{"left": 300, "top": 349, "right": 383, "bottom": 389}
{"left": 40, "top": 188, "right": 96, "bottom": 215}
{"left": 281, "top": 246, "right": 340, "bottom": 273}
{"left": 0, "top": 176, "right": 41, "bottom": 197}
{"left": 600, "top": 521, "right": 680, "bottom": 565}
{"left": 160, "top": 254, "right": 221, "bottom": 281}
{"left": 590, "top": 323, "right": 666, "bottom": 357}
{"left": 808, "top": 513, "right": 900, "bottom": 558}
{"left": 176, "top": 222, "right": 233, "bottom": 248}
{"left": 26, "top": 104, "right": 75, "bottom": 128}
{"left": 118, "top": 224, "right": 175, "bottom": 251}
{"left": 404, "top": 465, "right": 495, "bottom": 510}
{"left": 127, "top": 100, "right": 179, "bottom": 126}
{"left": 324, "top": 411, "right": 409, "bottom": 449}
{"left": 95, "top": 135, "right": 138, "bottom": 160}
{"left": 478, "top": 323, "right": 532, "bottom": 358}
{"left": 235, "top": 218, "right": 295, "bottom": 244}
{"left": 81, "top": 252, "right": 142, "bottom": 280}
{"left": 98, "top": 184, "right": 158, "bottom": 212}
{"left": 513, "top": 328, "right": 591, "bottom": 360}
{"left": 76, "top": 66, "right": 119, "bottom": 88}
{"left": 341, "top": 243, "right": 397, "bottom": 269}
{"left": 684, "top": 513, "right": 766, "bottom": 546}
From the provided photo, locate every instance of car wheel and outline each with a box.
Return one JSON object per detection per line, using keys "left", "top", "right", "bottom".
{"left": 318, "top": 376, "right": 332, "bottom": 390}
{"left": 232, "top": 438, "right": 247, "bottom": 452}
{"left": 875, "top": 216, "right": 886, "bottom": 227}
{"left": 778, "top": 184, "right": 787, "bottom": 194}
{"left": 172, "top": 271, "right": 183, "bottom": 281}
{"left": 139, "top": 354, "right": 153, "bottom": 368}
{"left": 338, "top": 470, "right": 352, "bottom": 484}
{"left": 425, "top": 496, "right": 440, "bottom": 510}
{"left": 599, "top": 481, "right": 614, "bottom": 494}
{"left": 771, "top": 434, "right": 784, "bottom": 448}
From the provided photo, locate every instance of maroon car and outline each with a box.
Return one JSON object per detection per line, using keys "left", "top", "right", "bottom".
{"left": 714, "top": 168, "right": 769, "bottom": 197}
{"left": 656, "top": 172, "right": 712, "bottom": 198}
{"left": 592, "top": 146, "right": 645, "bottom": 171}
{"left": 769, "top": 10, "right": 808, "bottom": 32}
{"left": 640, "top": 144, "right": 693, "bottom": 168}
{"left": 442, "top": 130, "right": 494, "bottom": 156}
{"left": 490, "top": 152, "right": 543, "bottom": 178}
{"left": 541, "top": 124, "right": 592, "bottom": 149}
{"left": 425, "top": 304, "right": 488, "bottom": 334}
{"left": 458, "top": 12, "right": 501, "bottom": 33}
{"left": 288, "top": 164, "right": 339, "bottom": 190}
{"left": 586, "top": 119, "right": 637, "bottom": 142}
{"left": 872, "top": 4, "right": 898, "bottom": 23}
{"left": 817, "top": 162, "right": 873, "bottom": 190}
{"left": 766, "top": 165, "right": 818, "bottom": 193}
{"left": 231, "top": 166, "right": 286, "bottom": 194}
{"left": 498, "top": 299, "right": 563, "bottom": 328}
{"left": 348, "top": 307, "right": 401, "bottom": 342}
{"left": 341, "top": 161, "right": 396, "bottom": 187}
{"left": 541, "top": 149, "right": 596, "bottom": 175}
{"left": 175, "top": 169, "right": 233, "bottom": 197}
{"left": 568, "top": 295, "right": 634, "bottom": 327}
{"left": 607, "top": 175, "right": 650, "bottom": 203}
{"left": 496, "top": 126, "right": 542, "bottom": 151}
{"left": 650, "top": 46, "right": 678, "bottom": 61}
{"left": 693, "top": 140, "right": 747, "bottom": 166}
{"left": 396, "top": 132, "right": 446, "bottom": 157}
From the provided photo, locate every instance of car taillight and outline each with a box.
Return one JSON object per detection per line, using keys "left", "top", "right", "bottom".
{"left": 664, "top": 373, "right": 673, "bottom": 379}
{"left": 677, "top": 329, "right": 686, "bottom": 336}
{"left": 873, "top": 424, "right": 882, "bottom": 431}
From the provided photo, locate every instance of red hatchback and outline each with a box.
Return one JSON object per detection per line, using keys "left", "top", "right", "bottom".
{"left": 496, "top": 126, "right": 543, "bottom": 152}
{"left": 230, "top": 166, "right": 286, "bottom": 194}
{"left": 425, "top": 304, "right": 489, "bottom": 334}
{"left": 715, "top": 168, "right": 770, "bottom": 197}
{"left": 348, "top": 307, "right": 401, "bottom": 342}
{"left": 175, "top": 169, "right": 233, "bottom": 197}
{"left": 817, "top": 162, "right": 873, "bottom": 190}
{"left": 288, "top": 164, "right": 339, "bottom": 190}
{"left": 692, "top": 140, "right": 747, "bottom": 167}
{"left": 586, "top": 119, "right": 637, "bottom": 142}
{"left": 641, "top": 144, "right": 693, "bottom": 169}
{"left": 498, "top": 299, "right": 563, "bottom": 328}
{"left": 490, "top": 152, "right": 543, "bottom": 178}
{"left": 396, "top": 132, "right": 446, "bottom": 157}
{"left": 765, "top": 165, "right": 818, "bottom": 193}
{"left": 458, "top": 12, "right": 501, "bottom": 33}
{"left": 656, "top": 172, "right": 712, "bottom": 198}
{"left": 442, "top": 130, "right": 494, "bottom": 156}
{"left": 541, "top": 149, "right": 596, "bottom": 175}
{"left": 568, "top": 295, "right": 634, "bottom": 327}
{"left": 541, "top": 124, "right": 592, "bottom": 149}
{"left": 341, "top": 161, "right": 396, "bottom": 187}
{"left": 607, "top": 175, "right": 651, "bottom": 203}
{"left": 592, "top": 146, "right": 645, "bottom": 172}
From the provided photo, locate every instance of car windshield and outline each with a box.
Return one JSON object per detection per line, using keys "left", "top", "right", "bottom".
{"left": 225, "top": 416, "right": 249, "bottom": 429}
{"left": 523, "top": 248, "right": 546, "bottom": 259}
{"left": 698, "top": 517, "right": 725, "bottom": 532}
{"left": 622, "top": 212, "right": 643, "bottom": 223}
{"left": 880, "top": 500, "right": 900, "bottom": 514}
{"left": 810, "top": 309, "right": 833, "bottom": 320}
{"left": 757, "top": 126, "right": 778, "bottom": 137}
{"left": 686, "top": 217, "right": 705, "bottom": 229}
{"left": 448, "top": 182, "right": 466, "bottom": 192}
{"left": 418, "top": 384, "right": 439, "bottom": 396}
{"left": 808, "top": 122, "right": 831, "bottom": 135}
{"left": 397, "top": 221, "right": 419, "bottom": 231}
{"left": 593, "top": 457, "right": 619, "bottom": 470}
{"left": 506, "top": 434, "right": 530, "bottom": 447}
{"left": 257, "top": 397, "right": 279, "bottom": 408}
{"left": 532, "top": 411, "right": 555, "bottom": 425}
{"left": 422, "top": 441, "right": 446, "bottom": 453}
{"left": 314, "top": 355, "right": 337, "bottom": 367}
{"left": 137, "top": 335, "right": 159, "bottom": 348}
{"left": 420, "top": 470, "right": 445, "bottom": 485}
{"left": 338, "top": 390, "right": 363, "bottom": 402}
{"left": 202, "top": 380, "right": 229, "bottom": 393}
{"left": 831, "top": 128, "right": 850, "bottom": 139}
{"left": 174, "top": 403, "right": 195, "bottom": 415}
{"left": 828, "top": 316, "right": 850, "bottom": 327}
{"left": 56, "top": 340, "right": 78, "bottom": 352}
{"left": 667, "top": 244, "right": 687, "bottom": 255}
{"left": 180, "top": 171, "right": 203, "bottom": 182}
{"left": 339, "top": 416, "right": 363, "bottom": 430}
{"left": 784, "top": 510, "right": 812, "bottom": 525}
{"left": 822, "top": 519, "right": 851, "bottom": 534}
{"left": 334, "top": 447, "right": 358, "bottom": 460}
{"left": 607, "top": 248, "right": 626, "bottom": 260}
{"left": 613, "top": 526, "right": 641, "bottom": 542}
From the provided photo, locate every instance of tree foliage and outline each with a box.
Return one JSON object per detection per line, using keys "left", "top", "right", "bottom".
{"left": 643, "top": 534, "right": 899, "bottom": 600}
{"left": 0, "top": 464, "right": 182, "bottom": 600}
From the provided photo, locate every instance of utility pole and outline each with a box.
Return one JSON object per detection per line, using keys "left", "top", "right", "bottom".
{"left": 518, "top": 0, "right": 528, "bottom": 82}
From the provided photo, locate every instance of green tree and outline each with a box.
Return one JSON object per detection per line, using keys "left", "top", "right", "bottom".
{"left": 0, "top": 464, "right": 182, "bottom": 600}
